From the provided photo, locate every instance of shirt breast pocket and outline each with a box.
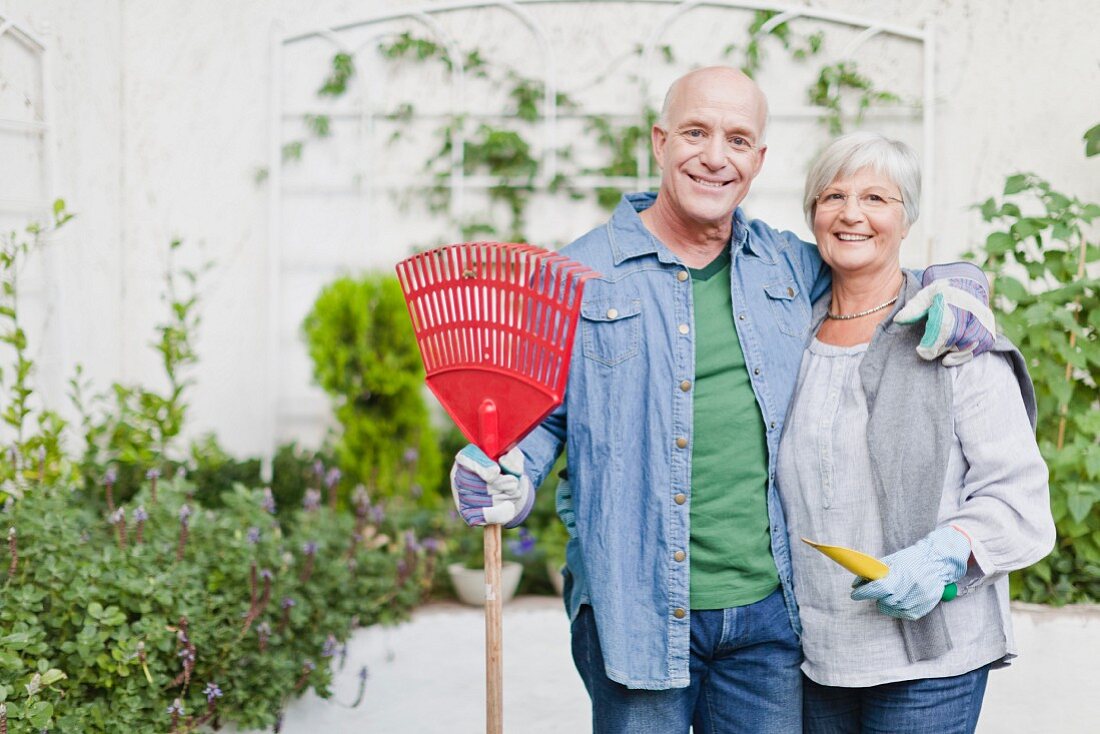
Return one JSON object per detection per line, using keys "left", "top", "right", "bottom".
{"left": 763, "top": 280, "right": 809, "bottom": 338}
{"left": 581, "top": 298, "right": 642, "bottom": 366}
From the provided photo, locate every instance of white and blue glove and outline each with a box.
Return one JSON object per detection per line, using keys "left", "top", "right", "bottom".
{"left": 850, "top": 526, "right": 971, "bottom": 621}
{"left": 895, "top": 262, "right": 997, "bottom": 366}
{"left": 450, "top": 445, "right": 534, "bottom": 528}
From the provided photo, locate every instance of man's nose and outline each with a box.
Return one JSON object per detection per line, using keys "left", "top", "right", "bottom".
{"left": 698, "top": 135, "right": 728, "bottom": 169}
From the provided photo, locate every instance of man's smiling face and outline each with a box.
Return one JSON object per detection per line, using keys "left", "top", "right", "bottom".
{"left": 651, "top": 68, "right": 768, "bottom": 231}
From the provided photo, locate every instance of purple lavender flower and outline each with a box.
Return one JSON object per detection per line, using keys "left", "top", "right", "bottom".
{"left": 146, "top": 468, "right": 161, "bottom": 480}
{"left": 203, "top": 681, "right": 223, "bottom": 702}
{"left": 312, "top": 460, "right": 324, "bottom": 479}
{"left": 403, "top": 530, "right": 420, "bottom": 553}
{"left": 370, "top": 505, "right": 386, "bottom": 524}
{"left": 302, "top": 489, "right": 321, "bottom": 511}
{"left": 421, "top": 537, "right": 442, "bottom": 555}
{"left": 166, "top": 698, "right": 185, "bottom": 716}
{"left": 304, "top": 659, "right": 316, "bottom": 672}
{"left": 403, "top": 447, "right": 419, "bottom": 464}
{"left": 302, "top": 541, "right": 317, "bottom": 556}
{"left": 507, "top": 527, "right": 537, "bottom": 557}
{"left": 325, "top": 467, "right": 342, "bottom": 489}
{"left": 104, "top": 467, "right": 118, "bottom": 485}
{"left": 261, "top": 487, "right": 276, "bottom": 514}
{"left": 109, "top": 508, "right": 125, "bottom": 525}
{"left": 178, "top": 504, "right": 192, "bottom": 524}
{"left": 178, "top": 648, "right": 196, "bottom": 663}
{"left": 133, "top": 506, "right": 149, "bottom": 522}
{"left": 281, "top": 597, "right": 296, "bottom": 610}
{"left": 260, "top": 568, "right": 274, "bottom": 581}
{"left": 247, "top": 526, "right": 261, "bottom": 544}
{"left": 321, "top": 634, "right": 338, "bottom": 658}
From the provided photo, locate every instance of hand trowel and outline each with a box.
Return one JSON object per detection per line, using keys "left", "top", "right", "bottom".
{"left": 801, "top": 537, "right": 957, "bottom": 601}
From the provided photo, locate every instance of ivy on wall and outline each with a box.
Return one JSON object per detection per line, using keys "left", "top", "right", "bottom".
{"left": 275, "top": 10, "right": 906, "bottom": 245}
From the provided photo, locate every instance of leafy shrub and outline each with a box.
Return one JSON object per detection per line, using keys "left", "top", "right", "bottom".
{"left": 0, "top": 475, "right": 437, "bottom": 732}
{"left": 301, "top": 273, "right": 443, "bottom": 505}
{"left": 970, "top": 169, "right": 1100, "bottom": 604}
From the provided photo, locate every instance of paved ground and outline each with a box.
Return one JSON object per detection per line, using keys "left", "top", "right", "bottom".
{"left": 240, "top": 597, "right": 1099, "bottom": 733}
{"left": 270, "top": 596, "right": 588, "bottom": 733}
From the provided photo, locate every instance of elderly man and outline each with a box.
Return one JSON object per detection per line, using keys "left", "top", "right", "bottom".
{"left": 450, "top": 67, "right": 994, "bottom": 733}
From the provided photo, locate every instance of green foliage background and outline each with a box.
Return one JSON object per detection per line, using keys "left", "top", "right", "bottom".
{"left": 970, "top": 139, "right": 1100, "bottom": 604}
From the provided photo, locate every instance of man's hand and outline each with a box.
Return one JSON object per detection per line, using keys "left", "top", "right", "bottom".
{"left": 895, "top": 262, "right": 996, "bottom": 366}
{"left": 850, "top": 526, "right": 971, "bottom": 621}
{"left": 450, "top": 445, "right": 534, "bottom": 527}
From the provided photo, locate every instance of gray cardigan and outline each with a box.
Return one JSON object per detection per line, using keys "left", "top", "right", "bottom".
{"left": 807, "top": 271, "right": 1037, "bottom": 662}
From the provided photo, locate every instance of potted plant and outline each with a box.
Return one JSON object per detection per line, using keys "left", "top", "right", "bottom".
{"left": 445, "top": 520, "right": 525, "bottom": 606}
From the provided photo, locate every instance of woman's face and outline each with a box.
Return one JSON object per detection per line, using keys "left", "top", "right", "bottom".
{"left": 812, "top": 167, "right": 909, "bottom": 278}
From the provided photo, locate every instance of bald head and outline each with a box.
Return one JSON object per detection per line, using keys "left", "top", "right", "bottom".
{"left": 658, "top": 67, "right": 769, "bottom": 143}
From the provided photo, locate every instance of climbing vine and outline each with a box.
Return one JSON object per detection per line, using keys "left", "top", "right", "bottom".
{"left": 276, "top": 10, "right": 907, "bottom": 244}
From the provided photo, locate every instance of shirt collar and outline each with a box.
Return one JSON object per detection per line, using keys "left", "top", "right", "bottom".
{"left": 607, "top": 192, "right": 758, "bottom": 266}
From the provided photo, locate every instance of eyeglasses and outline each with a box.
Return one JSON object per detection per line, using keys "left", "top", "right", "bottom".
{"left": 814, "top": 190, "right": 903, "bottom": 212}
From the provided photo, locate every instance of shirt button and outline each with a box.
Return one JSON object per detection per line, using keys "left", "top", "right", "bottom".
{"left": 680, "top": 380, "right": 692, "bottom": 392}
{"left": 673, "top": 550, "right": 686, "bottom": 562}
{"left": 606, "top": 308, "right": 618, "bottom": 319}
{"left": 787, "top": 286, "right": 795, "bottom": 297}
{"left": 677, "top": 270, "right": 689, "bottom": 282}
{"left": 673, "top": 608, "right": 686, "bottom": 619}
{"left": 753, "top": 367, "right": 761, "bottom": 376}
{"left": 738, "top": 314, "right": 746, "bottom": 321}
{"left": 769, "top": 421, "right": 777, "bottom": 429}
{"left": 674, "top": 493, "right": 686, "bottom": 505}
{"left": 675, "top": 437, "right": 688, "bottom": 449}
{"left": 678, "top": 324, "right": 689, "bottom": 335}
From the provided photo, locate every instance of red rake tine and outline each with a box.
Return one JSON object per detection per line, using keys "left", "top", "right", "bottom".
{"left": 396, "top": 242, "right": 596, "bottom": 734}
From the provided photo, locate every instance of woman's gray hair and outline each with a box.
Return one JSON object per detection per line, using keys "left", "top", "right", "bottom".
{"left": 802, "top": 132, "right": 920, "bottom": 229}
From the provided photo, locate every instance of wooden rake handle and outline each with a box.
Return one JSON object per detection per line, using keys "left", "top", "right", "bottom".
{"left": 479, "top": 399, "right": 504, "bottom": 734}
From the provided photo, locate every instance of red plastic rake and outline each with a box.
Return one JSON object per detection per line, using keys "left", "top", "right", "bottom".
{"left": 395, "top": 242, "right": 595, "bottom": 733}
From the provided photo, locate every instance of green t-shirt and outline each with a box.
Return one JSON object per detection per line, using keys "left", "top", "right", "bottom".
{"left": 688, "top": 251, "right": 779, "bottom": 609}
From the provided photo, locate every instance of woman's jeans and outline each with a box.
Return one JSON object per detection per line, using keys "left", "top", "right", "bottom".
{"left": 802, "top": 663, "right": 991, "bottom": 734}
{"left": 571, "top": 588, "right": 803, "bottom": 734}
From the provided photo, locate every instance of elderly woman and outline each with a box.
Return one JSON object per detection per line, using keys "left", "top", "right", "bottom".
{"left": 777, "top": 132, "right": 1054, "bottom": 733}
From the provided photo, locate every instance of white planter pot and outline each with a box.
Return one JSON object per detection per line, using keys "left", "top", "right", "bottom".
{"left": 447, "top": 561, "right": 523, "bottom": 606}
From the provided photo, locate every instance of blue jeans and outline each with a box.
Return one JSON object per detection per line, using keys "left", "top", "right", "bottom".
{"left": 802, "top": 664, "right": 991, "bottom": 734}
{"left": 571, "top": 589, "right": 802, "bottom": 734}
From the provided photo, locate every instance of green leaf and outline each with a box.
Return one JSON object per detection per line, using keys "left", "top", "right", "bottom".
{"left": 1085, "top": 122, "right": 1100, "bottom": 157}
{"left": 993, "top": 276, "right": 1027, "bottom": 303}
{"left": 1004, "top": 174, "right": 1030, "bottom": 195}
{"left": 985, "top": 231, "right": 1015, "bottom": 254}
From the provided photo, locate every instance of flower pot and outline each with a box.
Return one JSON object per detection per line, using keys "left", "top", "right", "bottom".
{"left": 547, "top": 561, "right": 565, "bottom": 596}
{"left": 448, "top": 561, "right": 523, "bottom": 606}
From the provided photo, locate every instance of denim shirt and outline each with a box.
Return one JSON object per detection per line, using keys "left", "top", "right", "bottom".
{"left": 519, "top": 193, "right": 828, "bottom": 689}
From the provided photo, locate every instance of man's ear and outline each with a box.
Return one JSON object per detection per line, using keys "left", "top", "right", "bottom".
{"left": 651, "top": 125, "right": 668, "bottom": 170}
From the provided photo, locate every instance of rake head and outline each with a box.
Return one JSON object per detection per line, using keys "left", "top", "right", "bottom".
{"left": 395, "top": 242, "right": 597, "bottom": 459}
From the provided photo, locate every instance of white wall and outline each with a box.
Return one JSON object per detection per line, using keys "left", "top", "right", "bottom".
{"left": 2, "top": 0, "right": 1097, "bottom": 458}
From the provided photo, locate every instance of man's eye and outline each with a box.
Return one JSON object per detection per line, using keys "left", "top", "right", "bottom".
{"left": 729, "top": 136, "right": 748, "bottom": 147}
{"left": 685, "top": 129, "right": 704, "bottom": 138}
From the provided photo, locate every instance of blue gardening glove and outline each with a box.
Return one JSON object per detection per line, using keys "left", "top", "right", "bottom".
{"left": 894, "top": 262, "right": 996, "bottom": 366}
{"left": 850, "top": 526, "right": 971, "bottom": 621}
{"left": 449, "top": 445, "right": 534, "bottom": 528}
